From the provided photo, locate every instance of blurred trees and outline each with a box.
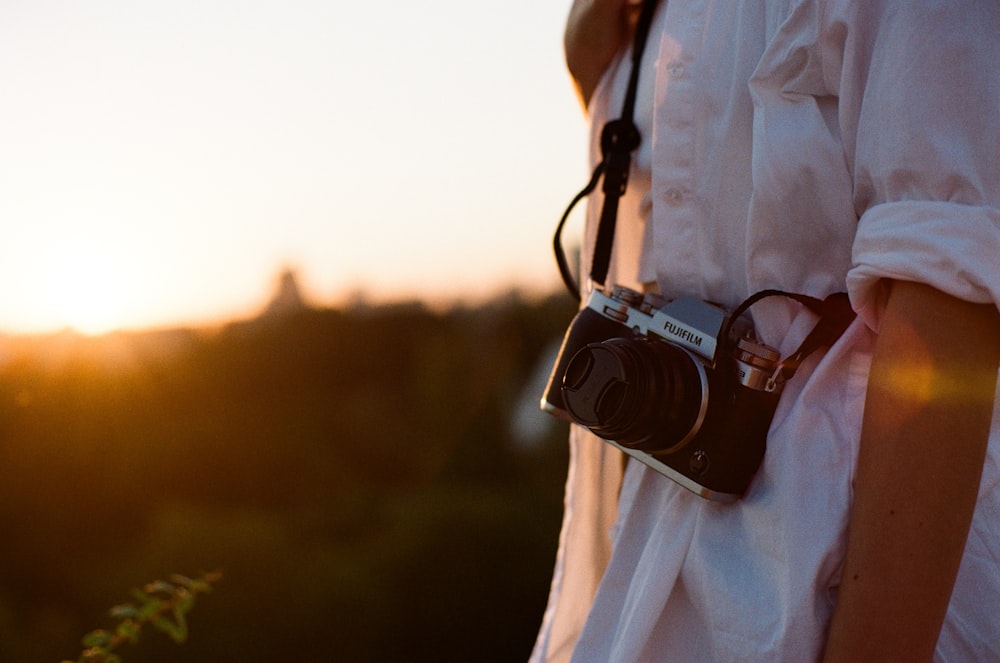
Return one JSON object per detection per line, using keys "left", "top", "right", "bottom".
{"left": 0, "top": 291, "right": 577, "bottom": 662}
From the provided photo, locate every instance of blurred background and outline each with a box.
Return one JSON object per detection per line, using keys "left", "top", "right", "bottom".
{"left": 0, "top": 1, "right": 591, "bottom": 660}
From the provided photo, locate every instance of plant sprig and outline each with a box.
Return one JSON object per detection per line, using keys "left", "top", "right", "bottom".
{"left": 62, "top": 571, "right": 221, "bottom": 663}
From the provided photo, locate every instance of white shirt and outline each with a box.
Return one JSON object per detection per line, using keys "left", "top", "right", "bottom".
{"left": 532, "top": 1, "right": 1000, "bottom": 661}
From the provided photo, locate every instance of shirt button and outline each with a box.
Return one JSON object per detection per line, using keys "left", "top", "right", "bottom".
{"left": 667, "top": 61, "right": 685, "bottom": 78}
{"left": 665, "top": 188, "right": 684, "bottom": 205}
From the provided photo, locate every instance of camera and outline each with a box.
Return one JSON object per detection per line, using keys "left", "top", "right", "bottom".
{"left": 541, "top": 285, "right": 784, "bottom": 502}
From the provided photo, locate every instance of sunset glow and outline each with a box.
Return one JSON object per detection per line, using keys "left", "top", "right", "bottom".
{"left": 0, "top": 0, "right": 587, "bottom": 335}
{"left": 20, "top": 238, "right": 140, "bottom": 335}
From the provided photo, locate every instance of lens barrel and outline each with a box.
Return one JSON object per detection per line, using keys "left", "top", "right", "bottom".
{"left": 561, "top": 337, "right": 706, "bottom": 452}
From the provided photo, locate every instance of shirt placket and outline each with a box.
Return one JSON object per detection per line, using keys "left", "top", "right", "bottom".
{"left": 651, "top": 2, "right": 706, "bottom": 298}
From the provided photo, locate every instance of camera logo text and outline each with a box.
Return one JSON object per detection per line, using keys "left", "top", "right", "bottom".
{"left": 663, "top": 320, "right": 703, "bottom": 347}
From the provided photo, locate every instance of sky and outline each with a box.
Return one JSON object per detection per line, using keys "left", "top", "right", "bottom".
{"left": 0, "top": 0, "right": 589, "bottom": 334}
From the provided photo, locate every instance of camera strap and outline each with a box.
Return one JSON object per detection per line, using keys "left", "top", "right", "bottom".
{"left": 554, "top": 0, "right": 660, "bottom": 301}
{"left": 724, "top": 289, "right": 857, "bottom": 390}
{"left": 551, "top": 2, "right": 856, "bottom": 374}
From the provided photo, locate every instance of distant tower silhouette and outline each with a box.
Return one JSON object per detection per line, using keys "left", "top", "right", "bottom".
{"left": 261, "top": 268, "right": 309, "bottom": 318}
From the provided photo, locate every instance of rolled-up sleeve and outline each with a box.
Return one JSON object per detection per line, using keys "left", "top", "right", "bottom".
{"left": 842, "top": 1, "right": 1000, "bottom": 329}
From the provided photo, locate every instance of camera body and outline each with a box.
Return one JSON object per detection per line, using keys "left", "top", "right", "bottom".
{"left": 541, "top": 285, "right": 783, "bottom": 502}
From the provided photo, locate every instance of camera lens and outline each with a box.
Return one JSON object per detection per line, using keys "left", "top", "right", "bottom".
{"left": 561, "top": 337, "right": 706, "bottom": 452}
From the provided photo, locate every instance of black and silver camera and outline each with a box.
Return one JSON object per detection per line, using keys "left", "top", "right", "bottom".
{"left": 541, "top": 285, "right": 784, "bottom": 502}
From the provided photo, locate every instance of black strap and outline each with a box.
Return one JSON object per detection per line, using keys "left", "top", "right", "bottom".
{"left": 553, "top": 163, "right": 604, "bottom": 295}
{"left": 554, "top": 0, "right": 660, "bottom": 300}
{"left": 550, "top": 2, "right": 855, "bottom": 376}
{"left": 724, "top": 290, "right": 857, "bottom": 387}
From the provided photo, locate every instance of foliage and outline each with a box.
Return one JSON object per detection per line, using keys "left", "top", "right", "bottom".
{"left": 62, "top": 572, "right": 220, "bottom": 663}
{"left": 0, "top": 290, "right": 576, "bottom": 662}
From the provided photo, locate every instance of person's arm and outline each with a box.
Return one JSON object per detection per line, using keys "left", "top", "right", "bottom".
{"left": 823, "top": 280, "right": 1000, "bottom": 662}
{"left": 564, "top": 0, "right": 638, "bottom": 108}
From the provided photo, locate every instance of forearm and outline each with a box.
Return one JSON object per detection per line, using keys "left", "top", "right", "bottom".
{"left": 824, "top": 280, "right": 1000, "bottom": 662}
{"left": 564, "top": 0, "right": 636, "bottom": 108}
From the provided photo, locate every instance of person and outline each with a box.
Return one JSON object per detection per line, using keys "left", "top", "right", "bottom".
{"left": 531, "top": 1, "right": 1000, "bottom": 661}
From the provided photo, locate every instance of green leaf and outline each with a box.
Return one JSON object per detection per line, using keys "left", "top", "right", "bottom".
{"left": 109, "top": 603, "right": 139, "bottom": 619}
{"left": 137, "top": 597, "right": 165, "bottom": 619}
{"left": 174, "top": 589, "right": 195, "bottom": 616}
{"left": 81, "top": 629, "right": 112, "bottom": 648}
{"left": 173, "top": 603, "right": 190, "bottom": 634}
{"left": 144, "top": 580, "right": 177, "bottom": 595}
{"left": 153, "top": 615, "right": 188, "bottom": 644}
{"left": 172, "top": 570, "right": 221, "bottom": 594}
{"left": 115, "top": 619, "right": 141, "bottom": 644}
{"left": 169, "top": 574, "right": 195, "bottom": 588}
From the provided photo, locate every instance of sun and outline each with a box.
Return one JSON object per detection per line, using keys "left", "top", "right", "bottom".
{"left": 32, "top": 240, "right": 143, "bottom": 336}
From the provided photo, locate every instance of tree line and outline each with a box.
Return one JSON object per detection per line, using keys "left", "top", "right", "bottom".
{"left": 0, "top": 291, "right": 577, "bottom": 662}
